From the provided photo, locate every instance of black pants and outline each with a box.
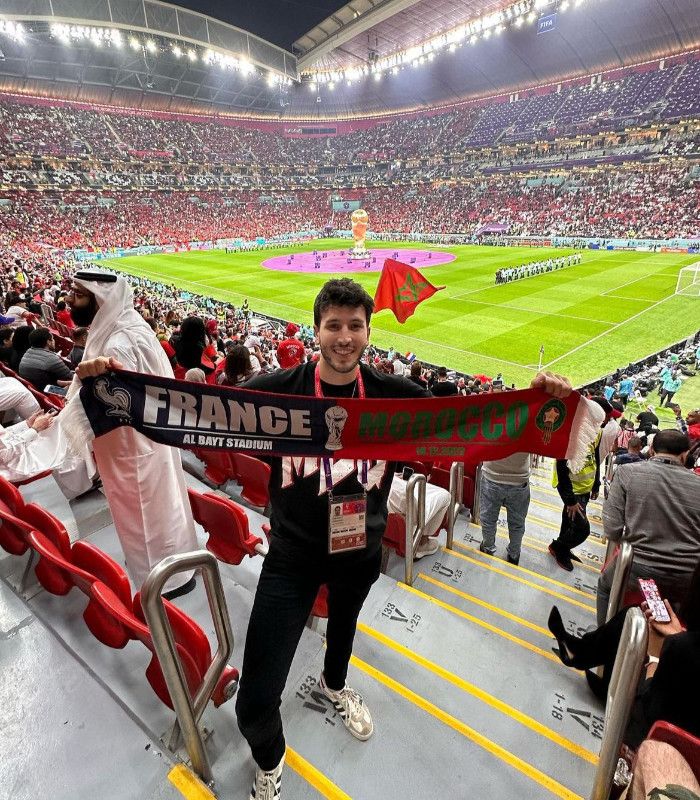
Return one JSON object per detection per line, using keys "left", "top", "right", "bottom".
{"left": 659, "top": 389, "right": 675, "bottom": 407}
{"left": 235, "top": 538, "right": 381, "bottom": 770}
{"left": 553, "top": 492, "right": 591, "bottom": 551}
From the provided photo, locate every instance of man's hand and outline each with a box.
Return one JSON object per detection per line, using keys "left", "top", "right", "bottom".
{"left": 29, "top": 412, "right": 54, "bottom": 432}
{"left": 565, "top": 502, "right": 585, "bottom": 520}
{"left": 76, "top": 356, "right": 124, "bottom": 380}
{"left": 590, "top": 491, "right": 599, "bottom": 501}
{"left": 529, "top": 371, "right": 572, "bottom": 398}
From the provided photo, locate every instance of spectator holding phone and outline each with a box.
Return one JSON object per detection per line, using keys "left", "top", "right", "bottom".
{"left": 597, "top": 430, "right": 700, "bottom": 625}
{"left": 547, "top": 556, "right": 700, "bottom": 750}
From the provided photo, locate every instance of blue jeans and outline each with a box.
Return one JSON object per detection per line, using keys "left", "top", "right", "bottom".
{"left": 479, "top": 476, "right": 530, "bottom": 559}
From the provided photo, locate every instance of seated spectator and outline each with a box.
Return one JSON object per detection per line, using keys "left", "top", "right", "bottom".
{"left": 626, "top": 739, "right": 700, "bottom": 800}
{"left": 615, "top": 436, "right": 645, "bottom": 465}
{"left": 220, "top": 344, "right": 260, "bottom": 386}
{"left": 68, "top": 327, "right": 88, "bottom": 370}
{"left": 387, "top": 467, "right": 450, "bottom": 559}
{"left": 598, "top": 430, "right": 700, "bottom": 625}
{"left": 276, "top": 323, "right": 305, "bottom": 369}
{"left": 635, "top": 405, "right": 659, "bottom": 438}
{"left": 431, "top": 366, "right": 458, "bottom": 396}
{"left": 184, "top": 367, "right": 206, "bottom": 382}
{"left": 408, "top": 361, "right": 429, "bottom": 390}
{"left": 18, "top": 327, "right": 74, "bottom": 391}
{"left": 0, "top": 328, "right": 14, "bottom": 364}
{"left": 171, "top": 316, "right": 214, "bottom": 378}
{"left": 547, "top": 555, "right": 700, "bottom": 750}
{"left": 9, "top": 325, "right": 32, "bottom": 371}
{"left": 0, "top": 409, "right": 92, "bottom": 497}
{"left": 54, "top": 300, "right": 75, "bottom": 329}
{"left": 0, "top": 375, "right": 41, "bottom": 420}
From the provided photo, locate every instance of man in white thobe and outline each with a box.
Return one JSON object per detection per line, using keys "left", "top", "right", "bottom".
{"left": 60, "top": 270, "right": 198, "bottom": 597}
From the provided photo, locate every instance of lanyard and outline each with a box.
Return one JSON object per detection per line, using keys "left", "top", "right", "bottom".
{"left": 314, "top": 364, "right": 368, "bottom": 489}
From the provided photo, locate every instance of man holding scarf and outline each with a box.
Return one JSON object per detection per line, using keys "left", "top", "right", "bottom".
{"left": 233, "top": 278, "right": 573, "bottom": 800}
{"left": 60, "top": 269, "right": 199, "bottom": 599}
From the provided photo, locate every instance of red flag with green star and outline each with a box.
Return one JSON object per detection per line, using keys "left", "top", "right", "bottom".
{"left": 373, "top": 259, "right": 445, "bottom": 323}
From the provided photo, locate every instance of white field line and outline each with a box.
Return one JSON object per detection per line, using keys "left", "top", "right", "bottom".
{"left": 604, "top": 295, "right": 654, "bottom": 303}
{"left": 541, "top": 293, "right": 678, "bottom": 370}
{"left": 453, "top": 298, "right": 616, "bottom": 326}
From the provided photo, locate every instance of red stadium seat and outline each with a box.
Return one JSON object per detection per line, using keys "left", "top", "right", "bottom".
{"left": 0, "top": 501, "right": 30, "bottom": 556}
{"left": 311, "top": 584, "right": 329, "bottom": 618}
{"left": 382, "top": 512, "right": 409, "bottom": 558}
{"left": 230, "top": 453, "right": 270, "bottom": 509}
{"left": 190, "top": 447, "right": 237, "bottom": 486}
{"left": 188, "top": 488, "right": 264, "bottom": 565}
{"left": 429, "top": 463, "right": 475, "bottom": 510}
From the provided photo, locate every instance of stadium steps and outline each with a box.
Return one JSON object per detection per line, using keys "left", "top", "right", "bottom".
{"left": 1, "top": 459, "right": 605, "bottom": 799}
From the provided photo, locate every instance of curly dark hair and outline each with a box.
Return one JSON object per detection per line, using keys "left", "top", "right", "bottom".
{"left": 313, "top": 278, "right": 374, "bottom": 327}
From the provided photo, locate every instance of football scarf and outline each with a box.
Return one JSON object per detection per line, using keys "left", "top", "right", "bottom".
{"left": 62, "top": 369, "right": 603, "bottom": 470}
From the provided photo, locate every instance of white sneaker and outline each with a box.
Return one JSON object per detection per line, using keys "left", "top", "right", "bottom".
{"left": 414, "top": 537, "right": 440, "bottom": 560}
{"left": 319, "top": 673, "right": 374, "bottom": 740}
{"left": 250, "top": 753, "right": 284, "bottom": 800}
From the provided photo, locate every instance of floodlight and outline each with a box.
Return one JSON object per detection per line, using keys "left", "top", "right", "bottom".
{"left": 309, "top": 81, "right": 316, "bottom": 91}
{"left": 328, "top": 81, "right": 335, "bottom": 90}
{"left": 129, "top": 36, "right": 139, "bottom": 50}
{"left": 187, "top": 49, "right": 197, "bottom": 61}
{"left": 172, "top": 44, "right": 182, "bottom": 58}
{"left": 145, "top": 39, "right": 156, "bottom": 53}
{"left": 374, "top": 72, "right": 381, "bottom": 81}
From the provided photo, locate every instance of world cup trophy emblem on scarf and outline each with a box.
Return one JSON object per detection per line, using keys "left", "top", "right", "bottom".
{"left": 325, "top": 405, "right": 349, "bottom": 450}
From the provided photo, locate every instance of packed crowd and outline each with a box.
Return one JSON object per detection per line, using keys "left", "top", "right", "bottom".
{"left": 0, "top": 164, "right": 697, "bottom": 259}
{"left": 1, "top": 57, "right": 698, "bottom": 166}
{"left": 494, "top": 253, "right": 582, "bottom": 284}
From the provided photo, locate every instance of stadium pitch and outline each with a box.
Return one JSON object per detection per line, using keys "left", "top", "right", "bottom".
{"left": 115, "top": 239, "right": 699, "bottom": 388}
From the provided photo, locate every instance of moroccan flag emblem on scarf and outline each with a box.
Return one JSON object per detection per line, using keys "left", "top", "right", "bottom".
{"left": 61, "top": 370, "right": 604, "bottom": 473}
{"left": 373, "top": 259, "right": 445, "bottom": 323}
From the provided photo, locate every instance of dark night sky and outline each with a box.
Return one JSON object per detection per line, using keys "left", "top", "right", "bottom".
{"left": 171, "top": 0, "right": 350, "bottom": 50}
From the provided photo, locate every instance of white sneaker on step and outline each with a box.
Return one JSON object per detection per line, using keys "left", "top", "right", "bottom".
{"left": 250, "top": 753, "right": 284, "bottom": 800}
{"left": 319, "top": 673, "right": 374, "bottom": 741}
{"left": 414, "top": 537, "right": 440, "bottom": 560}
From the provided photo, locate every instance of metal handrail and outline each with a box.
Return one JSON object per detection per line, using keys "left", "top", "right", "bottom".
{"left": 404, "top": 473, "right": 427, "bottom": 587}
{"left": 445, "top": 461, "right": 464, "bottom": 551}
{"left": 471, "top": 463, "right": 483, "bottom": 525}
{"left": 605, "top": 542, "right": 634, "bottom": 623}
{"left": 590, "top": 608, "right": 648, "bottom": 800}
{"left": 141, "top": 550, "right": 235, "bottom": 786}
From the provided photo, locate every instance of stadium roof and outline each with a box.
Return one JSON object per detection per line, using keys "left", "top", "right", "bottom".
{"left": 0, "top": 0, "right": 698, "bottom": 117}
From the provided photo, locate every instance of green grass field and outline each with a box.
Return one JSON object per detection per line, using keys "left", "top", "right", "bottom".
{"left": 114, "top": 239, "right": 699, "bottom": 395}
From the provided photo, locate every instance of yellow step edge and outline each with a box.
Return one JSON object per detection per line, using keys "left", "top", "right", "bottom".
{"left": 468, "top": 525, "right": 602, "bottom": 574}
{"left": 522, "top": 514, "right": 607, "bottom": 550}
{"left": 397, "top": 581, "right": 564, "bottom": 665}
{"left": 414, "top": 573, "right": 551, "bottom": 637}
{"left": 450, "top": 541, "right": 598, "bottom": 602}
{"left": 357, "top": 623, "right": 598, "bottom": 766}
{"left": 350, "top": 654, "right": 584, "bottom": 800}
{"left": 167, "top": 764, "right": 216, "bottom": 800}
{"left": 286, "top": 746, "right": 352, "bottom": 800}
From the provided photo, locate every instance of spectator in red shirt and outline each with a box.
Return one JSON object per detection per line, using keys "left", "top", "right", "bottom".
{"left": 276, "top": 323, "right": 306, "bottom": 370}
{"left": 55, "top": 300, "right": 75, "bottom": 329}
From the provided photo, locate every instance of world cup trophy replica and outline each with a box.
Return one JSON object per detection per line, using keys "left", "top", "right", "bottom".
{"left": 350, "top": 208, "right": 370, "bottom": 260}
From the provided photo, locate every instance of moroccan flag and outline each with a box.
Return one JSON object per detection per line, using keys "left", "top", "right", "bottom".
{"left": 373, "top": 259, "right": 444, "bottom": 323}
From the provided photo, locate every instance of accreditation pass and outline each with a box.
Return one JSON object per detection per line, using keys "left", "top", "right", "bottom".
{"left": 328, "top": 492, "right": 367, "bottom": 554}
